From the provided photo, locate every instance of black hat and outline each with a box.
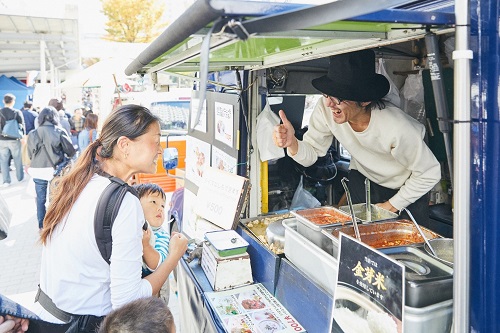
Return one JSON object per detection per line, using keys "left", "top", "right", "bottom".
{"left": 311, "top": 49, "right": 390, "bottom": 102}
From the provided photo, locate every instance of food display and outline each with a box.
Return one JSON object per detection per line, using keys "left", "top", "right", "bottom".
{"left": 242, "top": 213, "right": 291, "bottom": 254}
{"left": 294, "top": 207, "right": 351, "bottom": 225}
{"left": 325, "top": 220, "right": 441, "bottom": 249}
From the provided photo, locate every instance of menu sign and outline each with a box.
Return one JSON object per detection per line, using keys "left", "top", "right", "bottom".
{"left": 331, "top": 233, "right": 405, "bottom": 333}
{"left": 206, "top": 283, "right": 306, "bottom": 333}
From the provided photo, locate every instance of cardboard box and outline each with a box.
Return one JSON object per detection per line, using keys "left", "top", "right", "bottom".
{"left": 201, "top": 242, "right": 253, "bottom": 291}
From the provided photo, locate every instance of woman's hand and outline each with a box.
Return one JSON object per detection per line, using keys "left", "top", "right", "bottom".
{"left": 168, "top": 233, "right": 188, "bottom": 262}
{"left": 0, "top": 315, "right": 29, "bottom": 333}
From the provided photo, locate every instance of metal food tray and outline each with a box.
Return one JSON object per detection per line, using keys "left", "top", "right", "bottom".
{"left": 322, "top": 220, "right": 442, "bottom": 250}
{"left": 380, "top": 246, "right": 453, "bottom": 308}
{"left": 290, "top": 206, "right": 352, "bottom": 231}
{"left": 339, "top": 203, "right": 398, "bottom": 223}
{"left": 239, "top": 213, "right": 291, "bottom": 254}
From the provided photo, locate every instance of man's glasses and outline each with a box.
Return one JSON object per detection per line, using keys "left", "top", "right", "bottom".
{"left": 322, "top": 94, "right": 344, "bottom": 105}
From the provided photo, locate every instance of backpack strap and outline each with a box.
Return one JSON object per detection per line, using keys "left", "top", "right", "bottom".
{"left": 94, "top": 176, "right": 138, "bottom": 264}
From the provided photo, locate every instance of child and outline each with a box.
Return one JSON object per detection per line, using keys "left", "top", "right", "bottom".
{"left": 134, "top": 183, "right": 171, "bottom": 304}
{"left": 97, "top": 297, "right": 175, "bottom": 333}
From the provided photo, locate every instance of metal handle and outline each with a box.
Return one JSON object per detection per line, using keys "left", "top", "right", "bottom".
{"left": 341, "top": 177, "right": 361, "bottom": 242}
{"left": 365, "top": 178, "right": 371, "bottom": 222}
{"left": 403, "top": 207, "right": 437, "bottom": 256}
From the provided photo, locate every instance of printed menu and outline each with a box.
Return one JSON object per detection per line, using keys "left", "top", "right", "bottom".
{"left": 206, "top": 283, "right": 306, "bottom": 333}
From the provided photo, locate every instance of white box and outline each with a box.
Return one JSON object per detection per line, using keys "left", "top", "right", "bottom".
{"left": 201, "top": 242, "right": 253, "bottom": 291}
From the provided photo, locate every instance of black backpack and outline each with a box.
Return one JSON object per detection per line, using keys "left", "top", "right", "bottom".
{"left": 94, "top": 175, "right": 139, "bottom": 264}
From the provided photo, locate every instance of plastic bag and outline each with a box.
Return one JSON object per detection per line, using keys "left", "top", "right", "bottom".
{"left": 290, "top": 176, "right": 321, "bottom": 210}
{"left": 377, "top": 58, "right": 401, "bottom": 108}
{"left": 401, "top": 72, "right": 426, "bottom": 123}
{"left": 256, "top": 102, "right": 285, "bottom": 161}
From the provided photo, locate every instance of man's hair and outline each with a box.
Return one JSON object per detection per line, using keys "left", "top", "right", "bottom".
{"left": 3, "top": 93, "right": 15, "bottom": 104}
{"left": 98, "top": 297, "right": 174, "bottom": 333}
{"left": 133, "top": 183, "right": 166, "bottom": 201}
{"left": 23, "top": 102, "right": 32, "bottom": 109}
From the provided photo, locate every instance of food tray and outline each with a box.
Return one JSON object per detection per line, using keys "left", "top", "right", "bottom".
{"left": 290, "top": 206, "right": 351, "bottom": 231}
{"left": 322, "top": 220, "right": 442, "bottom": 251}
{"left": 282, "top": 218, "right": 338, "bottom": 296}
{"left": 240, "top": 213, "right": 291, "bottom": 255}
{"left": 338, "top": 203, "right": 398, "bottom": 223}
{"left": 380, "top": 246, "right": 453, "bottom": 308}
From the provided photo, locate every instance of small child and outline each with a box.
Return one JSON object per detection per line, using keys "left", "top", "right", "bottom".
{"left": 134, "top": 183, "right": 171, "bottom": 304}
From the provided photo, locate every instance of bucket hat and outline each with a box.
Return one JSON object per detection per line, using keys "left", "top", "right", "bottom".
{"left": 311, "top": 49, "right": 389, "bottom": 102}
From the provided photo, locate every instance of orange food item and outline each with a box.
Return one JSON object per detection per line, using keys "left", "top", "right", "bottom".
{"left": 297, "top": 208, "right": 351, "bottom": 225}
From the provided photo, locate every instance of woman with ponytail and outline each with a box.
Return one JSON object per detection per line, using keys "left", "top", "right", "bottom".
{"left": 32, "top": 105, "right": 188, "bottom": 331}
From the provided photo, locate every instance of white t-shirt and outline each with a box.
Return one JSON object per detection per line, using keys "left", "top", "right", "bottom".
{"left": 33, "top": 174, "right": 152, "bottom": 323}
{"left": 291, "top": 99, "right": 441, "bottom": 210}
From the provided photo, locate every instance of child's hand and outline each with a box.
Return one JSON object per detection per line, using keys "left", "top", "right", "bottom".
{"left": 169, "top": 233, "right": 188, "bottom": 261}
{"left": 142, "top": 228, "right": 152, "bottom": 247}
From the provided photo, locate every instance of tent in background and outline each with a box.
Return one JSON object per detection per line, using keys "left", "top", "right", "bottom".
{"left": 0, "top": 75, "right": 34, "bottom": 109}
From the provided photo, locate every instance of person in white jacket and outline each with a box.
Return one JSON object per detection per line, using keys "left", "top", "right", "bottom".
{"left": 273, "top": 49, "right": 441, "bottom": 224}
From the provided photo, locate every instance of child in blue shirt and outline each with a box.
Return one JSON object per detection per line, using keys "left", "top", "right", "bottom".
{"left": 134, "top": 183, "right": 171, "bottom": 304}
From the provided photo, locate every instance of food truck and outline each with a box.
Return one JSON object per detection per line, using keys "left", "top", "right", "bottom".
{"left": 125, "top": 0, "right": 498, "bottom": 331}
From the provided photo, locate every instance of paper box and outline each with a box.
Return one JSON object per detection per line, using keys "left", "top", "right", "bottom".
{"left": 201, "top": 242, "right": 253, "bottom": 291}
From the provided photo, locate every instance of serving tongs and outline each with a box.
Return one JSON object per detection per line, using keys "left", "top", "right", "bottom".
{"left": 365, "top": 178, "right": 372, "bottom": 222}
{"left": 341, "top": 177, "right": 361, "bottom": 242}
{"left": 402, "top": 207, "right": 437, "bottom": 256}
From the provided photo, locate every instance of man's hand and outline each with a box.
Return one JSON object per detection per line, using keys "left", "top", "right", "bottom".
{"left": 376, "top": 201, "right": 398, "bottom": 213}
{"left": 273, "top": 110, "right": 298, "bottom": 155}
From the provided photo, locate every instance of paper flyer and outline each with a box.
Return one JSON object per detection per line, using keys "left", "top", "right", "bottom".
{"left": 182, "top": 188, "right": 222, "bottom": 241}
{"left": 215, "top": 101, "right": 234, "bottom": 147}
{"left": 212, "top": 146, "right": 237, "bottom": 174}
{"left": 206, "top": 283, "right": 306, "bottom": 333}
{"left": 185, "top": 135, "right": 211, "bottom": 186}
{"left": 190, "top": 98, "right": 207, "bottom": 132}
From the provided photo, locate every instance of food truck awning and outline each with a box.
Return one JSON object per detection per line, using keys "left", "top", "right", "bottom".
{"left": 125, "top": 0, "right": 454, "bottom": 77}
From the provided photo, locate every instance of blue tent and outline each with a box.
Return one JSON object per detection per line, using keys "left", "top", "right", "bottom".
{"left": 0, "top": 75, "right": 34, "bottom": 109}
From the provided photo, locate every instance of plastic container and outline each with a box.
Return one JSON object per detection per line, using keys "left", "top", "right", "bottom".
{"left": 282, "top": 218, "right": 338, "bottom": 295}
{"left": 204, "top": 230, "right": 249, "bottom": 257}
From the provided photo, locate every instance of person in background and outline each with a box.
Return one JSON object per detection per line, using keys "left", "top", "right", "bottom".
{"left": 0, "top": 93, "right": 25, "bottom": 187}
{"left": 32, "top": 105, "right": 188, "bottom": 332}
{"left": 133, "top": 183, "right": 171, "bottom": 304}
{"left": 20, "top": 102, "right": 37, "bottom": 135}
{"left": 78, "top": 113, "right": 98, "bottom": 153}
{"left": 70, "top": 106, "right": 85, "bottom": 150}
{"left": 97, "top": 297, "right": 175, "bottom": 333}
{"left": 58, "top": 110, "right": 72, "bottom": 137}
{"left": 273, "top": 49, "right": 441, "bottom": 224}
{"left": 27, "top": 106, "right": 76, "bottom": 230}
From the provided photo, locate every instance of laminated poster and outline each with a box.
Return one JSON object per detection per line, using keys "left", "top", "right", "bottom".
{"left": 190, "top": 98, "right": 207, "bottom": 132}
{"left": 185, "top": 135, "right": 211, "bottom": 187}
{"left": 330, "top": 233, "right": 405, "bottom": 333}
{"left": 182, "top": 188, "right": 222, "bottom": 241}
{"left": 206, "top": 283, "right": 306, "bottom": 333}
{"left": 211, "top": 146, "right": 237, "bottom": 174}
{"left": 214, "top": 101, "right": 234, "bottom": 147}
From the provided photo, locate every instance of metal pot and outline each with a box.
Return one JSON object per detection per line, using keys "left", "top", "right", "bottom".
{"left": 266, "top": 220, "right": 285, "bottom": 248}
{"left": 424, "top": 238, "right": 454, "bottom": 266}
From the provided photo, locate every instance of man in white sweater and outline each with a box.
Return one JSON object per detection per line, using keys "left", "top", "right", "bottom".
{"left": 273, "top": 49, "right": 441, "bottom": 224}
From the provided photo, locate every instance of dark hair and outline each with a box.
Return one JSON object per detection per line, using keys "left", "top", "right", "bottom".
{"left": 84, "top": 113, "right": 99, "bottom": 130}
{"left": 98, "top": 297, "right": 174, "bottom": 333}
{"left": 3, "top": 93, "right": 15, "bottom": 104}
{"left": 41, "top": 104, "right": 160, "bottom": 243}
{"left": 38, "top": 106, "right": 60, "bottom": 126}
{"left": 48, "top": 98, "right": 64, "bottom": 111}
{"left": 133, "top": 183, "right": 166, "bottom": 201}
{"left": 23, "top": 102, "right": 32, "bottom": 109}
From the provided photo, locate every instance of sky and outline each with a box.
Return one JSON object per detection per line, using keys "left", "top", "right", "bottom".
{"left": 0, "top": 0, "right": 194, "bottom": 58}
